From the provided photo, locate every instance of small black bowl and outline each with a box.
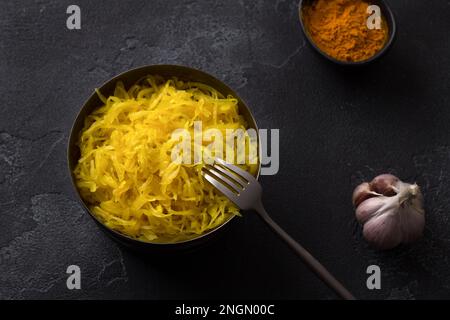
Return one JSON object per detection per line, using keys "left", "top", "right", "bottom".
{"left": 67, "top": 65, "right": 261, "bottom": 253}
{"left": 298, "top": 0, "right": 396, "bottom": 65}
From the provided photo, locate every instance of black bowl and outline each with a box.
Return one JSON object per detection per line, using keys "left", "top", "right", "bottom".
{"left": 298, "top": 0, "right": 397, "bottom": 65}
{"left": 67, "top": 65, "right": 261, "bottom": 253}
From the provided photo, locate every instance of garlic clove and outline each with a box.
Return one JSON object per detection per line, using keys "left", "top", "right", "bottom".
{"left": 399, "top": 205, "right": 425, "bottom": 244}
{"left": 363, "top": 213, "right": 403, "bottom": 250}
{"left": 370, "top": 174, "right": 399, "bottom": 196}
{"left": 355, "top": 196, "right": 385, "bottom": 224}
{"left": 352, "top": 182, "right": 379, "bottom": 207}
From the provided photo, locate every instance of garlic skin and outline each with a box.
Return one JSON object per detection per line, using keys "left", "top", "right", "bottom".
{"left": 353, "top": 174, "right": 425, "bottom": 250}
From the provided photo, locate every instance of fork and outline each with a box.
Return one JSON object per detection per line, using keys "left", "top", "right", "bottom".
{"left": 202, "top": 158, "right": 355, "bottom": 300}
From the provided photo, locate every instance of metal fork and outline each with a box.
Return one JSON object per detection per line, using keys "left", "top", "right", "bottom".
{"left": 203, "top": 158, "right": 355, "bottom": 300}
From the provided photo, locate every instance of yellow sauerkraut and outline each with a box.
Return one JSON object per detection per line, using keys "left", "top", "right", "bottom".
{"left": 74, "top": 75, "right": 258, "bottom": 243}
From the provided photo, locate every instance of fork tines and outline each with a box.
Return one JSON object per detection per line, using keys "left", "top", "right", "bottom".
{"left": 202, "top": 158, "right": 252, "bottom": 200}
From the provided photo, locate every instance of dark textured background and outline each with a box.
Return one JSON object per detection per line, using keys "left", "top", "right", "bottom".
{"left": 0, "top": 0, "right": 449, "bottom": 299}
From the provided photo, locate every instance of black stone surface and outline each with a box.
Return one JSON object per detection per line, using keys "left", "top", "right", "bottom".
{"left": 0, "top": 0, "right": 449, "bottom": 299}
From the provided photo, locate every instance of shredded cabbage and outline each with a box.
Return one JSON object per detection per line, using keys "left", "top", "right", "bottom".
{"left": 74, "top": 76, "right": 258, "bottom": 243}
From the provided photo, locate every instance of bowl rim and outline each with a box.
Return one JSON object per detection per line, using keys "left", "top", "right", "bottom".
{"left": 298, "top": 0, "right": 397, "bottom": 65}
{"left": 67, "top": 64, "right": 261, "bottom": 247}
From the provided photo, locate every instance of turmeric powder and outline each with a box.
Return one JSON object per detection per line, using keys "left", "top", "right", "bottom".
{"left": 302, "top": 0, "right": 388, "bottom": 62}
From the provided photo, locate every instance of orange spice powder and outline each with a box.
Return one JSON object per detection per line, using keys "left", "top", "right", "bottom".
{"left": 302, "top": 0, "right": 389, "bottom": 62}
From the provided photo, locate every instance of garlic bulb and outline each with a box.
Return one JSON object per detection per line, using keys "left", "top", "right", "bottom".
{"left": 352, "top": 174, "right": 425, "bottom": 250}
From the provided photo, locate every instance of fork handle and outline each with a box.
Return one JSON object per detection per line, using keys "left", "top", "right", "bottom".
{"left": 254, "top": 202, "right": 356, "bottom": 300}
